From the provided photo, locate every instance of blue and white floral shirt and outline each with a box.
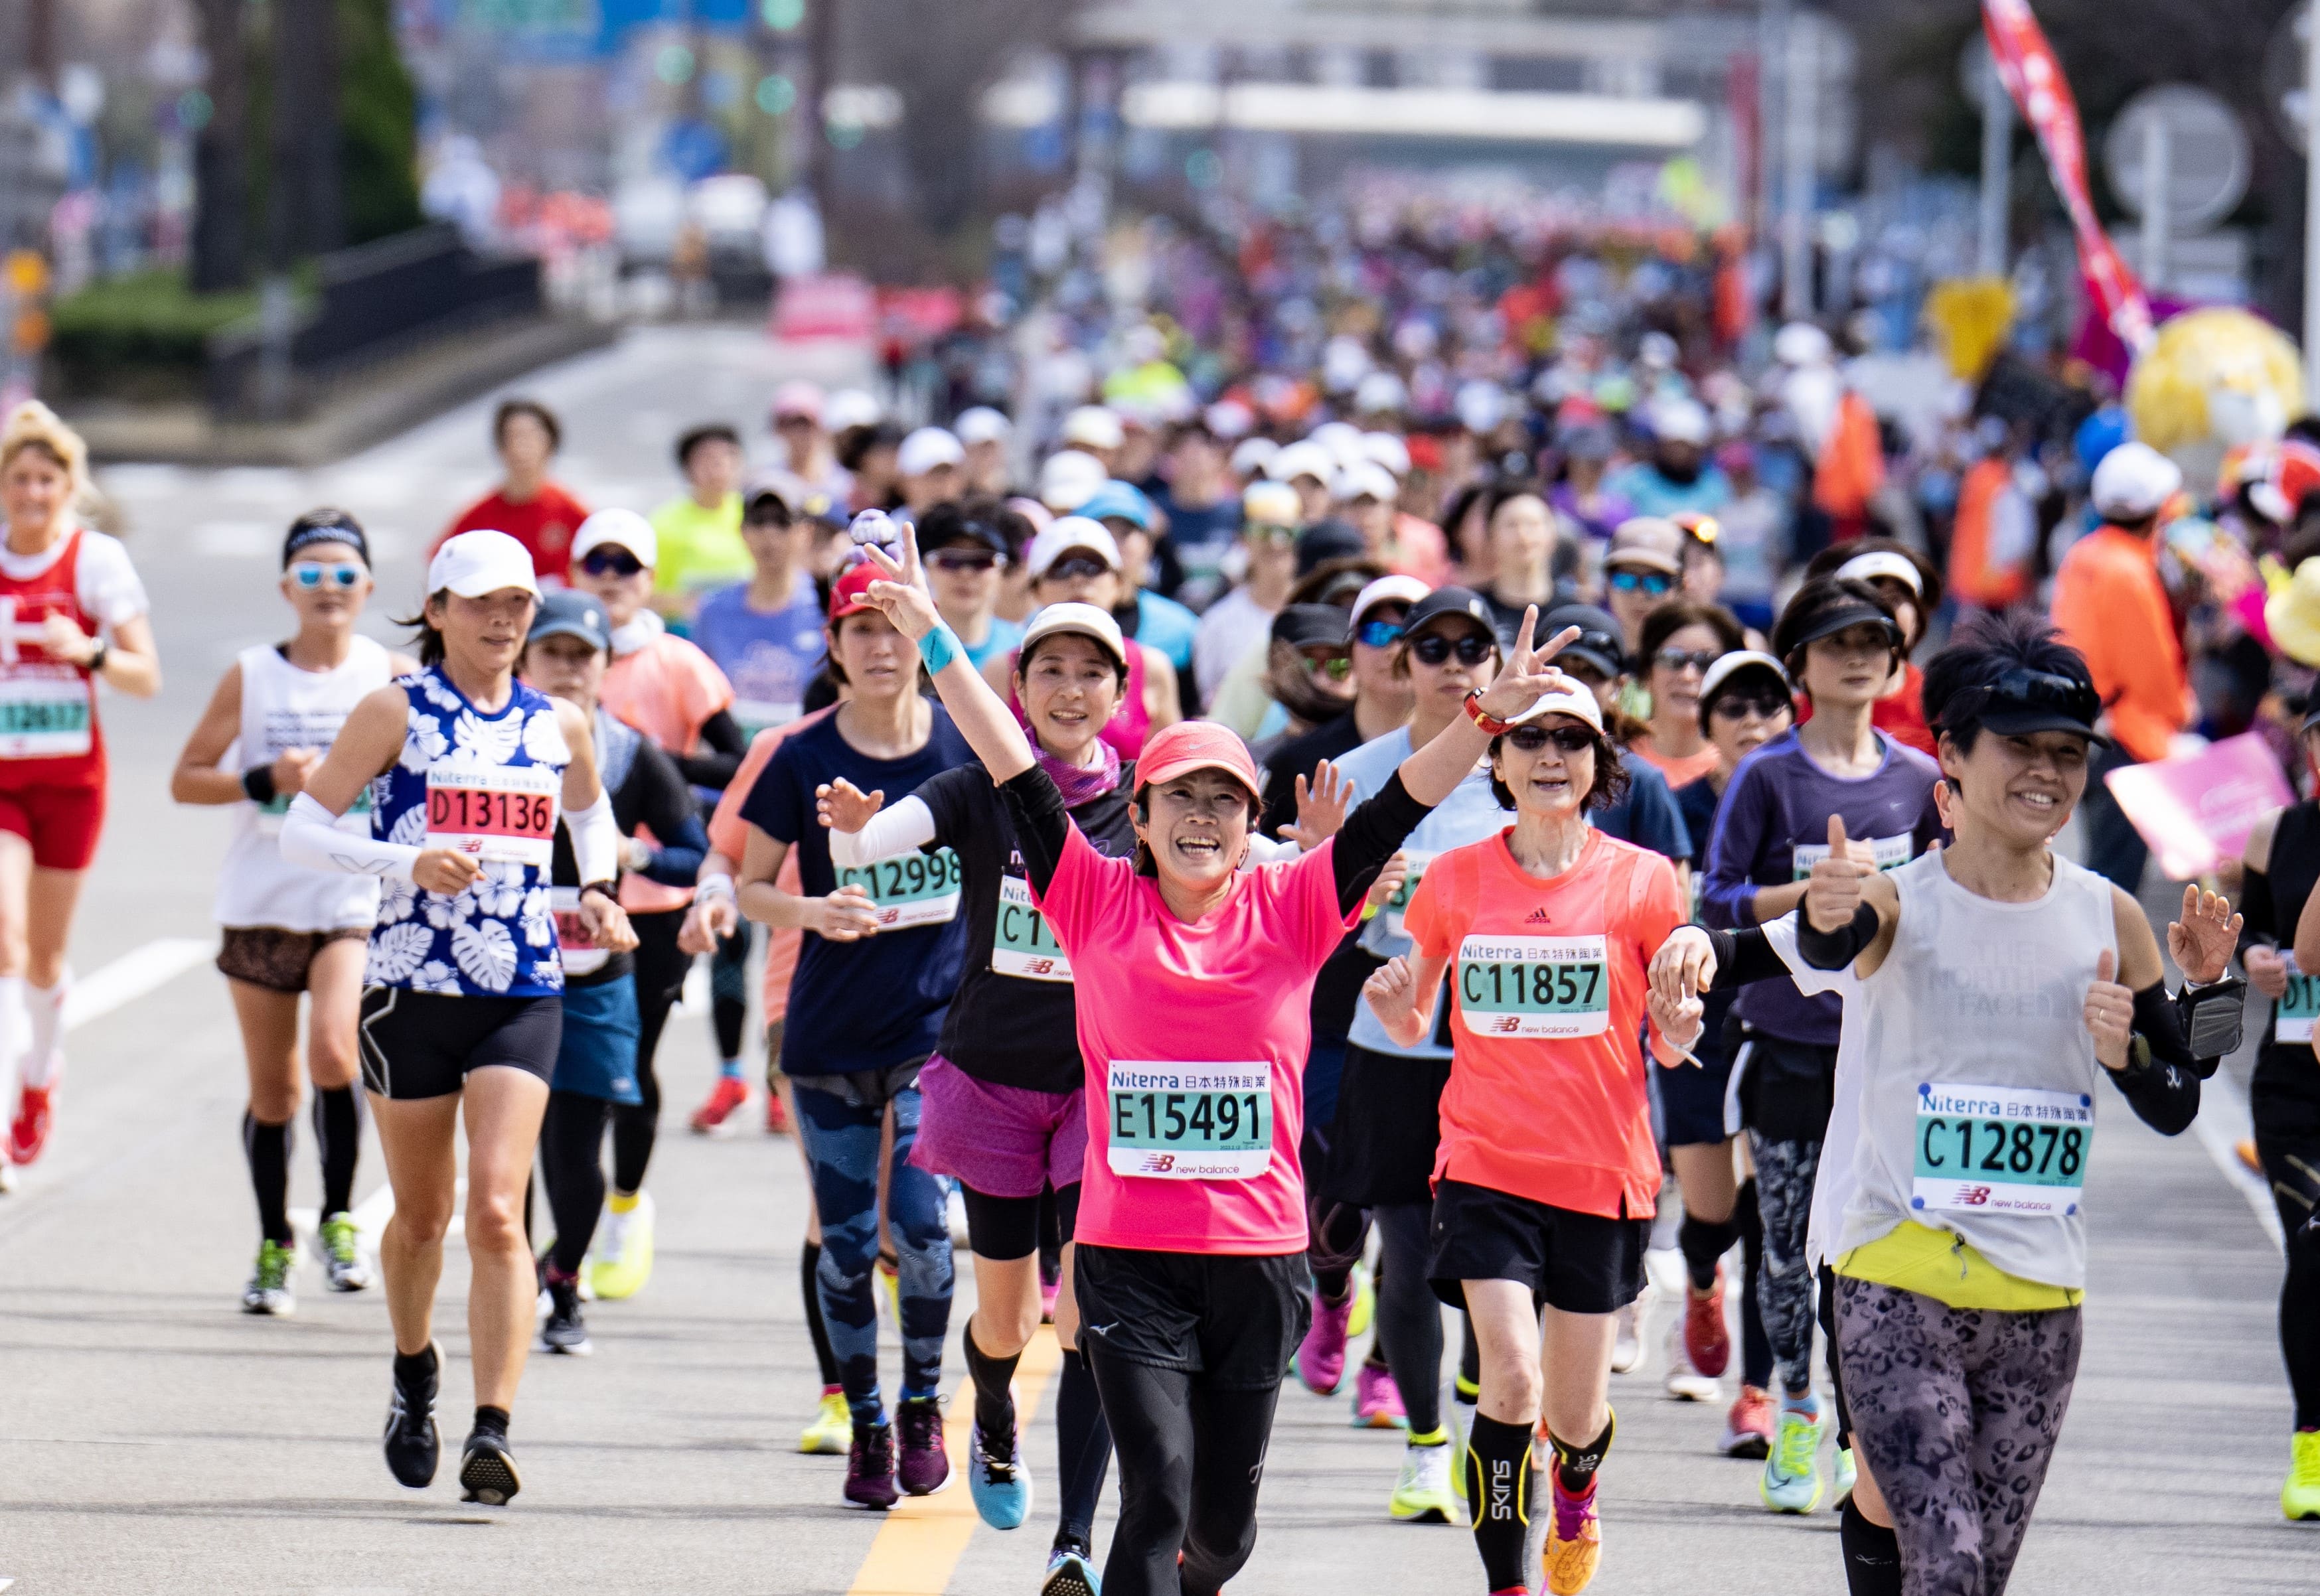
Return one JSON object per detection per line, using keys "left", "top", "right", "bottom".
{"left": 364, "top": 668, "right": 569, "bottom": 998}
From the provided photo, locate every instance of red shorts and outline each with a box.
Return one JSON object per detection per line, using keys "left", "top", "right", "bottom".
{"left": 0, "top": 782, "right": 107, "bottom": 871}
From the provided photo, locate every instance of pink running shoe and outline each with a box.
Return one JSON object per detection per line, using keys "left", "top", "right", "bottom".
{"left": 1351, "top": 1363, "right": 1407, "bottom": 1429}
{"left": 1296, "top": 1288, "right": 1354, "bottom": 1396}
{"left": 1683, "top": 1266, "right": 1731, "bottom": 1380}
{"left": 7, "top": 1084, "right": 52, "bottom": 1166}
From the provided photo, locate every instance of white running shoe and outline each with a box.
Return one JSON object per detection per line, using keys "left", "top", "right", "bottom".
{"left": 1663, "top": 1317, "right": 1720, "bottom": 1402}
{"left": 1609, "top": 1299, "right": 1644, "bottom": 1374}
{"left": 1389, "top": 1437, "right": 1460, "bottom": 1523}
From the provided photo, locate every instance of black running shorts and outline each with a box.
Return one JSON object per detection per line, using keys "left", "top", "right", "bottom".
{"left": 1073, "top": 1244, "right": 1310, "bottom": 1388}
{"left": 358, "top": 986, "right": 561, "bottom": 1100}
{"left": 1426, "top": 1179, "right": 1649, "bottom": 1317}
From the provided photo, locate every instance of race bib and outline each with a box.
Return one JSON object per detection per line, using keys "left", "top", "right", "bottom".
{"left": 0, "top": 672, "right": 92, "bottom": 759}
{"left": 1911, "top": 1082, "right": 2092, "bottom": 1218}
{"left": 1380, "top": 850, "right": 1436, "bottom": 942}
{"left": 2280, "top": 952, "right": 2320, "bottom": 1046}
{"left": 1456, "top": 934, "right": 1610, "bottom": 1038}
{"left": 992, "top": 873, "right": 1071, "bottom": 983}
{"left": 424, "top": 763, "right": 559, "bottom": 867}
{"left": 1792, "top": 832, "right": 1912, "bottom": 881}
{"left": 1106, "top": 1060, "right": 1273, "bottom": 1181}
{"left": 551, "top": 885, "right": 611, "bottom": 978}
{"left": 836, "top": 846, "right": 963, "bottom": 930}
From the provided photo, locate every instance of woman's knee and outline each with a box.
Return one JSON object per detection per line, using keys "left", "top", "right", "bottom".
{"left": 247, "top": 1080, "right": 303, "bottom": 1125}
{"left": 389, "top": 1195, "right": 455, "bottom": 1247}
{"left": 463, "top": 1189, "right": 530, "bottom": 1256}
{"left": 1481, "top": 1348, "right": 1543, "bottom": 1416}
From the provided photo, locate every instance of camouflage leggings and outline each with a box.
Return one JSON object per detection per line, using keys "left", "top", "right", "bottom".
{"left": 1833, "top": 1273, "right": 2082, "bottom": 1596}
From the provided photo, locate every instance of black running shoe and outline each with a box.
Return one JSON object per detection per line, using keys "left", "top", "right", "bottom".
{"left": 459, "top": 1428, "right": 522, "bottom": 1506}
{"left": 539, "top": 1277, "right": 591, "bottom": 1356}
{"left": 383, "top": 1342, "right": 441, "bottom": 1488}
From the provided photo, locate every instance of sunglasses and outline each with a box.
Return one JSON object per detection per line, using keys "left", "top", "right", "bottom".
{"left": 1954, "top": 667, "right": 2103, "bottom": 729}
{"left": 1246, "top": 525, "right": 1297, "bottom": 548}
{"left": 928, "top": 548, "right": 1002, "bottom": 573}
{"left": 1711, "top": 691, "right": 1792, "bottom": 722}
{"left": 1302, "top": 652, "right": 1353, "bottom": 682}
{"left": 1506, "top": 723, "right": 1596, "bottom": 754}
{"left": 1654, "top": 647, "right": 1721, "bottom": 674}
{"left": 1044, "top": 555, "right": 1111, "bottom": 582}
{"left": 1607, "top": 567, "right": 1675, "bottom": 596}
{"left": 580, "top": 547, "right": 645, "bottom": 578}
{"left": 289, "top": 561, "right": 364, "bottom": 589}
{"left": 1409, "top": 631, "right": 1494, "bottom": 667}
{"left": 1355, "top": 618, "right": 1406, "bottom": 650}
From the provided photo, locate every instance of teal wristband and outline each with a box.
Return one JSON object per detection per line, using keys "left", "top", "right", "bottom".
{"left": 918, "top": 623, "right": 961, "bottom": 676}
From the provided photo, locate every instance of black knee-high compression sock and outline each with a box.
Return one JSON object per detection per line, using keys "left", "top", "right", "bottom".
{"left": 311, "top": 1086, "right": 360, "bottom": 1218}
{"left": 1053, "top": 1347, "right": 1111, "bottom": 1551}
{"left": 1464, "top": 1414, "right": 1534, "bottom": 1592}
{"left": 1548, "top": 1410, "right": 1616, "bottom": 1493}
{"left": 243, "top": 1112, "right": 294, "bottom": 1247}
{"left": 1678, "top": 1210, "right": 1740, "bottom": 1293}
{"left": 1840, "top": 1494, "right": 1904, "bottom": 1596}
{"left": 801, "top": 1242, "right": 840, "bottom": 1388}
{"left": 961, "top": 1319, "right": 1022, "bottom": 1439}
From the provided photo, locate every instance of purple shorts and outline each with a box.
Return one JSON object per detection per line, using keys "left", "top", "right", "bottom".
{"left": 909, "top": 1053, "right": 1087, "bottom": 1198}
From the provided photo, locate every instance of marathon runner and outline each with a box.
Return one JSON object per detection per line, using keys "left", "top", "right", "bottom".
{"left": 734, "top": 557, "right": 974, "bottom": 1509}
{"left": 0, "top": 401, "right": 161, "bottom": 1182}
{"left": 847, "top": 521, "right": 1579, "bottom": 1596}
{"left": 986, "top": 516, "right": 1180, "bottom": 758}
{"left": 279, "top": 529, "right": 629, "bottom": 1505}
{"left": 169, "top": 508, "right": 408, "bottom": 1312}
{"left": 1656, "top": 611, "right": 2237, "bottom": 1595}
{"left": 519, "top": 589, "right": 708, "bottom": 1356}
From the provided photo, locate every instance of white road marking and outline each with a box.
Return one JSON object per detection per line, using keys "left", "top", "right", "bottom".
{"left": 64, "top": 938, "right": 218, "bottom": 1033}
{"left": 2191, "top": 1066, "right": 2285, "bottom": 1253}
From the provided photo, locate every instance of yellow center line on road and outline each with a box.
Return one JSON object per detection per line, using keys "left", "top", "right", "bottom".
{"left": 847, "top": 1323, "right": 1063, "bottom": 1596}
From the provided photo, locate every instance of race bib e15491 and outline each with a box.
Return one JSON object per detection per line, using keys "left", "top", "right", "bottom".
{"left": 1106, "top": 1060, "right": 1273, "bottom": 1181}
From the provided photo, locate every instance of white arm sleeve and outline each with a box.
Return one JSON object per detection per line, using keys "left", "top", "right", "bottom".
{"left": 826, "top": 794, "right": 937, "bottom": 867}
{"left": 1243, "top": 835, "right": 1303, "bottom": 865}
{"left": 568, "top": 791, "right": 621, "bottom": 887}
{"left": 279, "top": 792, "right": 416, "bottom": 881}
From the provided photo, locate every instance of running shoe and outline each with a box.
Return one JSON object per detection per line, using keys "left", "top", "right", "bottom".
{"left": 382, "top": 1342, "right": 441, "bottom": 1488}
{"left": 1042, "top": 1545, "right": 1101, "bottom": 1596}
{"left": 1389, "top": 1437, "right": 1458, "bottom": 1524}
{"left": 1348, "top": 1260, "right": 1375, "bottom": 1340}
{"left": 689, "top": 1074, "right": 749, "bottom": 1133}
{"left": 801, "top": 1387, "right": 852, "bottom": 1455}
{"left": 846, "top": 1417, "right": 899, "bottom": 1509}
{"left": 765, "top": 1088, "right": 790, "bottom": 1134}
{"left": 540, "top": 1276, "right": 591, "bottom": 1356}
{"left": 896, "top": 1395, "right": 951, "bottom": 1494}
{"left": 1296, "top": 1287, "right": 1355, "bottom": 1395}
{"left": 241, "top": 1239, "right": 297, "bottom": 1317}
{"left": 1759, "top": 1398, "right": 1825, "bottom": 1514}
{"left": 1662, "top": 1319, "right": 1719, "bottom": 1403}
{"left": 319, "top": 1212, "right": 374, "bottom": 1292}
{"left": 967, "top": 1419, "right": 1032, "bottom": 1528}
{"left": 7, "top": 1082, "right": 53, "bottom": 1166}
{"left": 588, "top": 1191, "right": 655, "bottom": 1301}
{"left": 1609, "top": 1299, "right": 1642, "bottom": 1374}
{"left": 1683, "top": 1268, "right": 1731, "bottom": 1379}
{"left": 2284, "top": 1429, "right": 2320, "bottom": 1521}
{"left": 1833, "top": 1443, "right": 1856, "bottom": 1500}
{"left": 1719, "top": 1385, "right": 1775, "bottom": 1459}
{"left": 1542, "top": 1471, "right": 1603, "bottom": 1593}
{"left": 1352, "top": 1362, "right": 1407, "bottom": 1429}
{"left": 459, "top": 1427, "right": 521, "bottom": 1506}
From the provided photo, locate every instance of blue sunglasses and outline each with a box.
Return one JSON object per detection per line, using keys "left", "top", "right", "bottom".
{"left": 290, "top": 561, "right": 364, "bottom": 589}
{"left": 1355, "top": 618, "right": 1405, "bottom": 650}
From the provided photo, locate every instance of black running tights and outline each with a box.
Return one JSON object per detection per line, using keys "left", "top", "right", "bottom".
{"left": 613, "top": 910, "right": 689, "bottom": 1195}
{"left": 1084, "top": 1348, "right": 1278, "bottom": 1596}
{"left": 2256, "top": 1122, "right": 2320, "bottom": 1429}
{"left": 540, "top": 1090, "right": 614, "bottom": 1278}
{"left": 1372, "top": 1202, "right": 1444, "bottom": 1436}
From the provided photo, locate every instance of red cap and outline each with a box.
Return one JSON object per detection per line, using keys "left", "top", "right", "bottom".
{"left": 1134, "top": 719, "right": 1262, "bottom": 800}
{"left": 829, "top": 557, "right": 883, "bottom": 621}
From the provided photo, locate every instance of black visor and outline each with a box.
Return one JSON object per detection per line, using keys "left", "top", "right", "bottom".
{"left": 1944, "top": 667, "right": 2110, "bottom": 747}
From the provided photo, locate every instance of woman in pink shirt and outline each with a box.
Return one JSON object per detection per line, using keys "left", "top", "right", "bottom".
{"left": 849, "top": 524, "right": 1579, "bottom": 1596}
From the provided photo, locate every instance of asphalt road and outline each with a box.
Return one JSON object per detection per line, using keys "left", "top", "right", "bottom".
{"left": 0, "top": 325, "right": 2311, "bottom": 1593}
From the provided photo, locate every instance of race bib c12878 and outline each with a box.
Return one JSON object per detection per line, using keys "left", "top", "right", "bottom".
{"left": 1910, "top": 1081, "right": 2092, "bottom": 1218}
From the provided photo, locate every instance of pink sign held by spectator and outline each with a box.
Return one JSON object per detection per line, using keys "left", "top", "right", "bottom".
{"left": 2102, "top": 731, "right": 2292, "bottom": 880}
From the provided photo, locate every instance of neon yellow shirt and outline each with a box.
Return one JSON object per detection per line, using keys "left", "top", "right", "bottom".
{"left": 1836, "top": 1220, "right": 2083, "bottom": 1313}
{"left": 649, "top": 493, "right": 750, "bottom": 608}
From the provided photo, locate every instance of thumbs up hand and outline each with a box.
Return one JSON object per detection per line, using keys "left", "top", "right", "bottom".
{"left": 1804, "top": 814, "right": 1873, "bottom": 934}
{"left": 2084, "top": 947, "right": 2135, "bottom": 1072}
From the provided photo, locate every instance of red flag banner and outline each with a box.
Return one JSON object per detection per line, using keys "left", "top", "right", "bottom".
{"left": 1980, "top": 0, "right": 2154, "bottom": 353}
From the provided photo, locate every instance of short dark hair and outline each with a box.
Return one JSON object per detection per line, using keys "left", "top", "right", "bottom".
{"left": 1920, "top": 611, "right": 2096, "bottom": 759}
{"left": 397, "top": 591, "right": 450, "bottom": 667}
{"left": 1638, "top": 597, "right": 1744, "bottom": 666}
{"left": 836, "top": 421, "right": 904, "bottom": 474}
{"left": 1487, "top": 725, "right": 1631, "bottom": 812}
{"left": 493, "top": 398, "right": 562, "bottom": 453}
{"left": 1482, "top": 478, "right": 1550, "bottom": 529}
{"left": 1772, "top": 575, "right": 1902, "bottom": 682}
{"left": 1017, "top": 630, "right": 1128, "bottom": 689}
{"left": 674, "top": 423, "right": 741, "bottom": 469}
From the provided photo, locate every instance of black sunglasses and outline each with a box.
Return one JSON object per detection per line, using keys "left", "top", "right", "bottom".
{"left": 1410, "top": 632, "right": 1494, "bottom": 667}
{"left": 1044, "top": 555, "right": 1111, "bottom": 582}
{"left": 1958, "top": 667, "right": 2103, "bottom": 729}
{"left": 928, "top": 547, "right": 1002, "bottom": 573}
{"left": 1711, "top": 691, "right": 1792, "bottom": 722}
{"left": 1654, "top": 646, "right": 1721, "bottom": 674}
{"left": 580, "top": 547, "right": 644, "bottom": 578}
{"left": 1506, "top": 723, "right": 1596, "bottom": 754}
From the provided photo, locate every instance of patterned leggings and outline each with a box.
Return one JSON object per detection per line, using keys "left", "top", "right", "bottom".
{"left": 1833, "top": 1274, "right": 2082, "bottom": 1596}
{"left": 1748, "top": 1131, "right": 1822, "bottom": 1394}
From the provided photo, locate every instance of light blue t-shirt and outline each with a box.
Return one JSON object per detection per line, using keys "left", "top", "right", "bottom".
{"left": 1335, "top": 725, "right": 1510, "bottom": 1061}
{"left": 1133, "top": 589, "right": 1199, "bottom": 672}
{"left": 963, "top": 614, "right": 1026, "bottom": 672}
{"left": 691, "top": 579, "right": 826, "bottom": 738}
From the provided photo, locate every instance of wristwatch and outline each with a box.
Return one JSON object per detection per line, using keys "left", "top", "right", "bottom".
{"left": 86, "top": 637, "right": 108, "bottom": 674}
{"left": 1463, "top": 691, "right": 1517, "bottom": 737}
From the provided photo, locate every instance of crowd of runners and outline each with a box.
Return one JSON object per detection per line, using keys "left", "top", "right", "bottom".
{"left": 5, "top": 206, "right": 2320, "bottom": 1595}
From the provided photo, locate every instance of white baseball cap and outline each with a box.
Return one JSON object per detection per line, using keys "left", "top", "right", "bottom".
{"left": 1038, "top": 449, "right": 1109, "bottom": 513}
{"left": 1334, "top": 460, "right": 1400, "bottom": 504}
{"left": 1502, "top": 676, "right": 1606, "bottom": 735}
{"left": 1026, "top": 517, "right": 1122, "bottom": 579}
{"left": 1311, "top": 420, "right": 1367, "bottom": 467}
{"left": 824, "top": 388, "right": 884, "bottom": 432}
{"left": 1229, "top": 436, "right": 1280, "bottom": 478}
{"left": 429, "top": 528, "right": 544, "bottom": 599}
{"left": 1361, "top": 431, "right": 1412, "bottom": 476}
{"left": 1354, "top": 371, "right": 1409, "bottom": 416}
{"left": 1833, "top": 549, "right": 1924, "bottom": 595}
{"left": 771, "top": 380, "right": 824, "bottom": 423}
{"left": 1455, "top": 381, "right": 1508, "bottom": 435}
{"left": 953, "top": 406, "right": 1012, "bottom": 446}
{"left": 897, "top": 426, "right": 965, "bottom": 478}
{"left": 2089, "top": 441, "right": 2183, "bottom": 522}
{"left": 1018, "top": 601, "right": 1128, "bottom": 670}
{"left": 570, "top": 508, "right": 658, "bottom": 571}
{"left": 1269, "top": 439, "right": 1336, "bottom": 486}
{"left": 1652, "top": 398, "right": 1712, "bottom": 447}
{"left": 1349, "top": 573, "right": 1432, "bottom": 632}
{"left": 1061, "top": 405, "right": 1125, "bottom": 452}
{"left": 1205, "top": 399, "right": 1255, "bottom": 439}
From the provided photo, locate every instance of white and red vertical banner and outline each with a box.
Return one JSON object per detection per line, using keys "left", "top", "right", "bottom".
{"left": 1980, "top": 0, "right": 2155, "bottom": 353}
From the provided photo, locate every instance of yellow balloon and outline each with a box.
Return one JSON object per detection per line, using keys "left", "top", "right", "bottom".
{"left": 2126, "top": 307, "right": 2305, "bottom": 463}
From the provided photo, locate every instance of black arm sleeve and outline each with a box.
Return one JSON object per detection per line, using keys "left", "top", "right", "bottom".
{"left": 625, "top": 740, "right": 710, "bottom": 887}
{"left": 2116, "top": 981, "right": 2203, "bottom": 1135}
{"left": 1795, "top": 902, "right": 1881, "bottom": 970}
{"left": 1701, "top": 927, "right": 1802, "bottom": 988}
{"left": 674, "top": 709, "right": 749, "bottom": 789}
{"left": 2239, "top": 865, "right": 2276, "bottom": 952}
{"left": 1330, "top": 771, "right": 1432, "bottom": 916}
{"left": 998, "top": 765, "right": 1071, "bottom": 897}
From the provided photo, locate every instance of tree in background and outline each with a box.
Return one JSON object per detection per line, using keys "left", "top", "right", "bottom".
{"left": 189, "top": 0, "right": 252, "bottom": 291}
{"left": 337, "top": 0, "right": 421, "bottom": 246}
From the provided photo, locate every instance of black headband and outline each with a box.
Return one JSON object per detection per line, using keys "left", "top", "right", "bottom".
{"left": 283, "top": 520, "right": 370, "bottom": 569}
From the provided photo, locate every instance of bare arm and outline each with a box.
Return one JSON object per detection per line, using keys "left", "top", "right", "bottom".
{"left": 301, "top": 685, "right": 411, "bottom": 816}
{"left": 857, "top": 528, "right": 1038, "bottom": 782}
{"left": 46, "top": 610, "right": 161, "bottom": 699}
{"left": 170, "top": 663, "right": 250, "bottom": 806}
{"left": 737, "top": 823, "right": 880, "bottom": 940}
{"left": 1393, "top": 606, "right": 1583, "bottom": 809}
{"left": 1363, "top": 949, "right": 1452, "bottom": 1049}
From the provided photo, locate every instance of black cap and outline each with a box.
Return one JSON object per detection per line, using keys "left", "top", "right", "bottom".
{"left": 1946, "top": 666, "right": 2110, "bottom": 747}
{"left": 1294, "top": 518, "right": 1367, "bottom": 579}
{"left": 1403, "top": 585, "right": 1496, "bottom": 639}
{"left": 1542, "top": 603, "right": 1626, "bottom": 678}
{"left": 1273, "top": 603, "right": 1352, "bottom": 650}
{"left": 527, "top": 588, "right": 610, "bottom": 652}
{"left": 916, "top": 500, "right": 1010, "bottom": 557}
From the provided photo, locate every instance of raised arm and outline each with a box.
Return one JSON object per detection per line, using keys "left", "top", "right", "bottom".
{"left": 1393, "top": 606, "right": 1581, "bottom": 808}
{"left": 857, "top": 528, "right": 1036, "bottom": 782}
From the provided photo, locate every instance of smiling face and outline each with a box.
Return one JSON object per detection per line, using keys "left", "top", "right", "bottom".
{"left": 1491, "top": 714, "right": 1598, "bottom": 820}
{"left": 1800, "top": 622, "right": 1897, "bottom": 710}
{"left": 1016, "top": 632, "right": 1122, "bottom": 761}
{"left": 280, "top": 539, "right": 372, "bottom": 628}
{"left": 1706, "top": 681, "right": 1793, "bottom": 770}
{"left": 429, "top": 588, "right": 537, "bottom": 676}
{"left": 523, "top": 630, "right": 607, "bottom": 709}
{"left": 1940, "top": 727, "right": 2090, "bottom": 848}
{"left": 1, "top": 445, "right": 72, "bottom": 535}
{"left": 830, "top": 609, "right": 915, "bottom": 704}
{"left": 1134, "top": 768, "right": 1255, "bottom": 893}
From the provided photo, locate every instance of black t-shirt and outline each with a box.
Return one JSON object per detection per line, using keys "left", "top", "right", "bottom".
{"left": 917, "top": 759, "right": 1140, "bottom": 1095}
{"left": 2250, "top": 800, "right": 2320, "bottom": 1105}
{"left": 549, "top": 715, "right": 706, "bottom": 986}
{"left": 1257, "top": 709, "right": 1365, "bottom": 839}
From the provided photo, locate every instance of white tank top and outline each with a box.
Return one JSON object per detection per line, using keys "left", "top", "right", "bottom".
{"left": 1782, "top": 847, "right": 2118, "bottom": 1290}
{"left": 213, "top": 637, "right": 394, "bottom": 932}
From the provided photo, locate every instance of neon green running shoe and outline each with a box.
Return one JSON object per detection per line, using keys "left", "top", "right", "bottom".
{"left": 241, "top": 1239, "right": 296, "bottom": 1317}
{"left": 2284, "top": 1429, "right": 2320, "bottom": 1521}
{"left": 801, "top": 1388, "right": 852, "bottom": 1455}
{"left": 1834, "top": 1443, "right": 1857, "bottom": 1500}
{"left": 1389, "top": 1437, "right": 1458, "bottom": 1524}
{"left": 1758, "top": 1400, "right": 1825, "bottom": 1515}
{"left": 1348, "top": 1260, "right": 1375, "bottom": 1340}
{"left": 588, "top": 1191, "right": 655, "bottom": 1301}
{"left": 319, "top": 1212, "right": 374, "bottom": 1292}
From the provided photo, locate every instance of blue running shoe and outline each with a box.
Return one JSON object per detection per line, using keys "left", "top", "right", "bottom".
{"left": 1042, "top": 1545, "right": 1101, "bottom": 1596}
{"left": 967, "top": 1420, "right": 1032, "bottom": 1529}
